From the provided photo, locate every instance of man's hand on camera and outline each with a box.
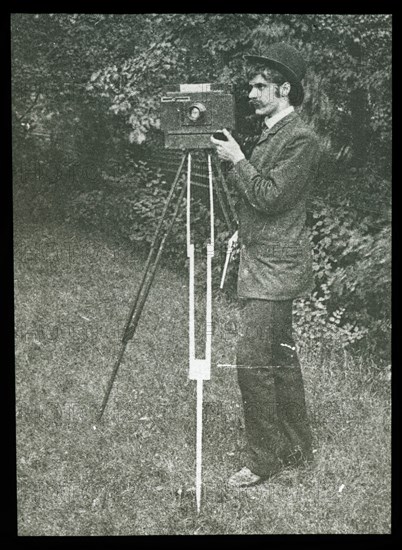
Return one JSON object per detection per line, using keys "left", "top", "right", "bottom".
{"left": 210, "top": 129, "right": 245, "bottom": 165}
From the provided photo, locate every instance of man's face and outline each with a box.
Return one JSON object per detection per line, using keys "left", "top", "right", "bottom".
{"left": 248, "top": 73, "right": 281, "bottom": 117}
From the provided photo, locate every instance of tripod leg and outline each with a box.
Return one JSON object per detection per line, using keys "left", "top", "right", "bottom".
{"left": 195, "top": 378, "right": 203, "bottom": 514}
{"left": 97, "top": 341, "right": 128, "bottom": 422}
{"left": 97, "top": 153, "right": 188, "bottom": 421}
{"left": 212, "top": 154, "right": 238, "bottom": 227}
{"left": 205, "top": 150, "right": 232, "bottom": 235}
{"left": 124, "top": 175, "right": 187, "bottom": 341}
{"left": 121, "top": 152, "right": 188, "bottom": 339}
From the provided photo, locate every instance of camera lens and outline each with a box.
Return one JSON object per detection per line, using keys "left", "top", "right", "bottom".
{"left": 187, "top": 102, "right": 206, "bottom": 122}
{"left": 189, "top": 107, "right": 201, "bottom": 121}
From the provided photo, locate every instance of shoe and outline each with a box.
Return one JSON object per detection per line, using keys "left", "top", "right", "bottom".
{"left": 228, "top": 467, "right": 263, "bottom": 488}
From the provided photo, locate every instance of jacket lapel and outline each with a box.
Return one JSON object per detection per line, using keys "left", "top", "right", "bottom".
{"left": 256, "top": 111, "right": 299, "bottom": 145}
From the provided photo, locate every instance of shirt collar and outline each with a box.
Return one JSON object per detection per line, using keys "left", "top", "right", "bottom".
{"left": 264, "top": 106, "right": 295, "bottom": 130}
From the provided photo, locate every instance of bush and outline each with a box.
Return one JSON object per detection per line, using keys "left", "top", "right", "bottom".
{"left": 294, "top": 199, "right": 391, "bottom": 360}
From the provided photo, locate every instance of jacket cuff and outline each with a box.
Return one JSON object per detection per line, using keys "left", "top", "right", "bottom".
{"left": 231, "top": 159, "right": 260, "bottom": 205}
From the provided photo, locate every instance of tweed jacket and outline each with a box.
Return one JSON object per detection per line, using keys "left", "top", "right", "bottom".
{"left": 227, "top": 111, "right": 320, "bottom": 300}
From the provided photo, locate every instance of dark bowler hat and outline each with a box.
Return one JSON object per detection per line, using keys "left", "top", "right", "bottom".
{"left": 244, "top": 42, "right": 306, "bottom": 104}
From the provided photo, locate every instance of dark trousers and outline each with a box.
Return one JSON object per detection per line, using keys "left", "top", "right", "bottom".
{"left": 236, "top": 298, "right": 313, "bottom": 477}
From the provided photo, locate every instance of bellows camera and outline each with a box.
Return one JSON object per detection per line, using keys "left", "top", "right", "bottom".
{"left": 160, "top": 83, "right": 235, "bottom": 149}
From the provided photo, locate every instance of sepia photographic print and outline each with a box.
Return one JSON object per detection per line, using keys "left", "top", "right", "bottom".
{"left": 11, "top": 13, "right": 391, "bottom": 535}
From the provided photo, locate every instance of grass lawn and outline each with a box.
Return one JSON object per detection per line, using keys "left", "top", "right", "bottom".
{"left": 14, "top": 218, "right": 391, "bottom": 535}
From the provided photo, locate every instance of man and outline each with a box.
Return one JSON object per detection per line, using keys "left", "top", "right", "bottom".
{"left": 211, "top": 42, "right": 320, "bottom": 487}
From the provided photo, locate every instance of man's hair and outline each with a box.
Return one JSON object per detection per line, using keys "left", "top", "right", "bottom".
{"left": 246, "top": 63, "right": 304, "bottom": 107}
